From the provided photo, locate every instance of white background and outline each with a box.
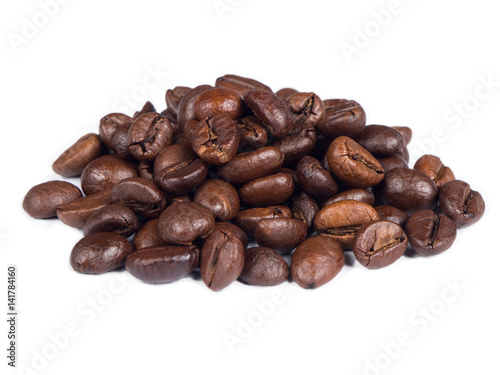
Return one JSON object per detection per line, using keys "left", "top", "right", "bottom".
{"left": 1, "top": 1, "right": 499, "bottom": 374}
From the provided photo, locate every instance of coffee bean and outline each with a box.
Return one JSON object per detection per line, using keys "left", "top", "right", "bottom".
{"left": 127, "top": 112, "right": 173, "bottom": 162}
{"left": 158, "top": 202, "right": 215, "bottom": 245}
{"left": 138, "top": 160, "right": 154, "bottom": 181}
{"left": 57, "top": 190, "right": 111, "bottom": 229}
{"left": 235, "top": 116, "right": 269, "bottom": 151}
{"left": 133, "top": 101, "right": 156, "bottom": 120}
{"left": 155, "top": 158, "right": 208, "bottom": 196}
{"left": 393, "top": 126, "right": 412, "bottom": 145}
{"left": 317, "top": 100, "right": 366, "bottom": 140}
{"left": 132, "top": 219, "right": 170, "bottom": 250}
{"left": 194, "top": 88, "right": 244, "bottom": 120}
{"left": 194, "top": 179, "right": 240, "bottom": 221}
{"left": 327, "top": 136, "right": 385, "bottom": 188}
{"left": 272, "top": 123, "right": 317, "bottom": 166}
{"left": 439, "top": 180, "right": 485, "bottom": 228}
{"left": 234, "top": 206, "right": 292, "bottom": 237}
{"left": 406, "top": 209, "right": 457, "bottom": 256}
{"left": 379, "top": 168, "right": 438, "bottom": 212}
{"left": 353, "top": 220, "right": 408, "bottom": 269}
{"left": 165, "top": 86, "right": 191, "bottom": 118}
{"left": 71, "top": 232, "right": 134, "bottom": 274}
{"left": 177, "top": 85, "right": 213, "bottom": 129}
{"left": 291, "top": 236, "right": 345, "bottom": 289}
{"left": 99, "top": 113, "right": 133, "bottom": 150}
{"left": 240, "top": 247, "right": 289, "bottom": 286}
{"left": 210, "top": 222, "right": 249, "bottom": 249}
{"left": 239, "top": 173, "right": 295, "bottom": 206}
{"left": 81, "top": 154, "right": 138, "bottom": 196}
{"left": 275, "top": 87, "right": 298, "bottom": 102}
{"left": 52, "top": 133, "right": 102, "bottom": 177}
{"left": 356, "top": 125, "right": 405, "bottom": 156}
{"left": 377, "top": 154, "right": 409, "bottom": 173}
{"left": 153, "top": 144, "right": 196, "bottom": 177}
{"left": 255, "top": 218, "right": 307, "bottom": 254}
{"left": 285, "top": 92, "right": 325, "bottom": 127}
{"left": 200, "top": 228, "right": 245, "bottom": 291}
{"left": 414, "top": 155, "right": 455, "bottom": 189}
{"left": 322, "top": 189, "right": 375, "bottom": 207}
{"left": 374, "top": 205, "right": 408, "bottom": 227}
{"left": 314, "top": 200, "right": 379, "bottom": 249}
{"left": 215, "top": 74, "right": 272, "bottom": 97}
{"left": 126, "top": 245, "right": 199, "bottom": 284}
{"left": 109, "top": 122, "right": 135, "bottom": 160}
{"left": 296, "top": 156, "right": 338, "bottom": 198}
{"left": 83, "top": 203, "right": 139, "bottom": 237}
{"left": 23, "top": 181, "right": 83, "bottom": 219}
{"left": 290, "top": 191, "right": 320, "bottom": 233}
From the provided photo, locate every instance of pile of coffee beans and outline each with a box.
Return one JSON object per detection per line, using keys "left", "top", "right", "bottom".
{"left": 23, "top": 74, "right": 485, "bottom": 291}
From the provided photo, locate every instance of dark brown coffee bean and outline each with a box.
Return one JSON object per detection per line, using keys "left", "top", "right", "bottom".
{"left": 127, "top": 113, "right": 173, "bottom": 162}
{"left": 132, "top": 219, "right": 170, "bottom": 250}
{"left": 323, "top": 99, "right": 361, "bottom": 110}
{"left": 322, "top": 189, "right": 375, "bottom": 207}
{"left": 83, "top": 203, "right": 139, "bottom": 237}
{"left": 398, "top": 146, "right": 410, "bottom": 163}
{"left": 191, "top": 115, "right": 240, "bottom": 165}
{"left": 290, "top": 191, "right": 320, "bottom": 233}
{"left": 296, "top": 156, "right": 338, "bottom": 198}
{"left": 275, "top": 88, "right": 298, "bottom": 102}
{"left": 200, "top": 228, "right": 245, "bottom": 291}
{"left": 234, "top": 206, "right": 293, "bottom": 237}
{"left": 158, "top": 202, "right": 215, "bottom": 245}
{"left": 439, "top": 180, "right": 485, "bottom": 228}
{"left": 374, "top": 205, "right": 408, "bottom": 227}
{"left": 217, "top": 146, "right": 284, "bottom": 185}
{"left": 356, "top": 125, "right": 405, "bottom": 156}
{"left": 133, "top": 101, "right": 156, "bottom": 120}
{"left": 126, "top": 245, "right": 199, "bottom": 283}
{"left": 194, "top": 88, "right": 244, "bottom": 120}
{"left": 109, "top": 122, "right": 135, "bottom": 160}
{"left": 52, "top": 133, "right": 102, "bottom": 177}
{"left": 81, "top": 154, "right": 138, "bottom": 196}
{"left": 291, "top": 236, "right": 344, "bottom": 289}
{"left": 317, "top": 101, "right": 366, "bottom": 140}
{"left": 71, "top": 232, "right": 134, "bottom": 274}
{"left": 255, "top": 218, "right": 307, "bottom": 254}
{"left": 110, "top": 177, "right": 166, "bottom": 219}
{"left": 235, "top": 116, "right": 269, "bottom": 151}
{"left": 167, "top": 194, "right": 192, "bottom": 205}
{"left": 406, "top": 209, "right": 457, "bottom": 256}
{"left": 285, "top": 92, "right": 325, "bottom": 127}
{"left": 272, "top": 123, "right": 317, "bottom": 166}
{"left": 23, "top": 181, "right": 83, "bottom": 219}
{"left": 99, "top": 113, "right": 133, "bottom": 150}
{"left": 153, "top": 144, "right": 196, "bottom": 177}
{"left": 379, "top": 168, "right": 438, "bottom": 212}
{"left": 57, "top": 190, "right": 111, "bottom": 229}
{"left": 138, "top": 161, "right": 154, "bottom": 181}
{"left": 240, "top": 247, "right": 289, "bottom": 286}
{"left": 165, "top": 86, "right": 191, "bottom": 118}
{"left": 155, "top": 158, "right": 208, "bottom": 196}
{"left": 194, "top": 179, "right": 240, "bottom": 221}
{"left": 177, "top": 84, "right": 213, "bottom": 130}
{"left": 414, "top": 155, "right": 455, "bottom": 189}
{"left": 239, "top": 173, "right": 294, "bottom": 206}
{"left": 210, "top": 222, "right": 249, "bottom": 249}
{"left": 377, "top": 154, "right": 409, "bottom": 173}
{"left": 327, "top": 136, "right": 385, "bottom": 188}
{"left": 393, "top": 126, "right": 412, "bottom": 145}
{"left": 244, "top": 90, "right": 294, "bottom": 138}
{"left": 279, "top": 167, "right": 298, "bottom": 185}
{"left": 314, "top": 200, "right": 379, "bottom": 249}
{"left": 215, "top": 74, "right": 272, "bottom": 97}
{"left": 353, "top": 220, "right": 408, "bottom": 269}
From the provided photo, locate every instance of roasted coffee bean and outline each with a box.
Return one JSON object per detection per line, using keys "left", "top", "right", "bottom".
{"left": 296, "top": 156, "right": 338, "bottom": 198}
{"left": 327, "top": 136, "right": 385, "bottom": 188}
{"left": 393, "top": 126, "right": 412, "bottom": 145}
{"left": 165, "top": 86, "right": 191, "bottom": 118}
{"left": 377, "top": 154, "right": 409, "bottom": 173}
{"left": 353, "top": 220, "right": 408, "bottom": 269}
{"left": 194, "top": 88, "right": 244, "bottom": 120}
{"left": 168, "top": 194, "right": 192, "bottom": 205}
{"left": 127, "top": 113, "right": 173, "bottom": 162}
{"left": 323, "top": 99, "right": 360, "bottom": 110}
{"left": 132, "top": 219, "right": 169, "bottom": 250}
{"left": 126, "top": 245, "right": 199, "bottom": 283}
{"left": 275, "top": 87, "right": 298, "bottom": 102}
{"left": 234, "top": 206, "right": 293, "bottom": 237}
{"left": 153, "top": 144, "right": 196, "bottom": 177}
{"left": 314, "top": 200, "right": 379, "bottom": 249}
{"left": 240, "top": 247, "right": 289, "bottom": 286}
{"left": 155, "top": 158, "right": 208, "bottom": 196}
{"left": 215, "top": 74, "right": 272, "bottom": 97}
{"left": 317, "top": 101, "right": 366, "bottom": 140}
{"left": 218, "top": 146, "right": 284, "bottom": 185}
{"left": 99, "top": 113, "right": 133, "bottom": 149}
{"left": 23, "top": 181, "right": 83, "bottom": 219}
{"left": 244, "top": 90, "right": 294, "bottom": 138}
{"left": 200, "top": 228, "right": 245, "bottom": 291}
{"left": 239, "top": 173, "right": 294, "bottom": 206}
{"left": 272, "top": 123, "right": 317, "bottom": 166}
{"left": 414, "top": 155, "right": 455, "bottom": 189}
{"left": 398, "top": 146, "right": 410, "bottom": 163}
{"left": 71, "top": 232, "right": 134, "bottom": 274}
{"left": 374, "top": 205, "right": 408, "bottom": 227}
{"left": 191, "top": 115, "right": 240, "bottom": 165}
{"left": 194, "top": 179, "right": 240, "bottom": 221}
{"left": 379, "top": 168, "right": 438, "bottom": 212}
{"left": 83, "top": 203, "right": 139, "bottom": 237}
{"left": 80, "top": 155, "right": 138, "bottom": 196}
{"left": 255, "top": 218, "right": 307, "bottom": 254}
{"left": 279, "top": 167, "right": 298, "bottom": 185}
{"left": 290, "top": 191, "right": 320, "bottom": 233}
{"left": 177, "top": 84, "right": 213, "bottom": 129}
{"left": 291, "top": 236, "right": 345, "bottom": 289}
{"left": 322, "top": 189, "right": 375, "bottom": 207}
{"left": 439, "top": 180, "right": 485, "bottom": 228}
{"left": 109, "top": 122, "right": 135, "bottom": 160}
{"left": 285, "top": 92, "right": 325, "bottom": 127}
{"left": 356, "top": 125, "right": 405, "bottom": 156}
{"left": 210, "top": 222, "right": 249, "bottom": 249}
{"left": 57, "top": 190, "right": 111, "bottom": 229}
{"left": 406, "top": 209, "right": 457, "bottom": 256}
{"left": 110, "top": 177, "right": 166, "bottom": 219}
{"left": 138, "top": 161, "right": 154, "bottom": 181}
{"left": 158, "top": 202, "right": 215, "bottom": 245}
{"left": 236, "top": 116, "right": 269, "bottom": 151}
{"left": 133, "top": 101, "right": 156, "bottom": 120}
{"left": 52, "top": 133, "right": 102, "bottom": 177}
